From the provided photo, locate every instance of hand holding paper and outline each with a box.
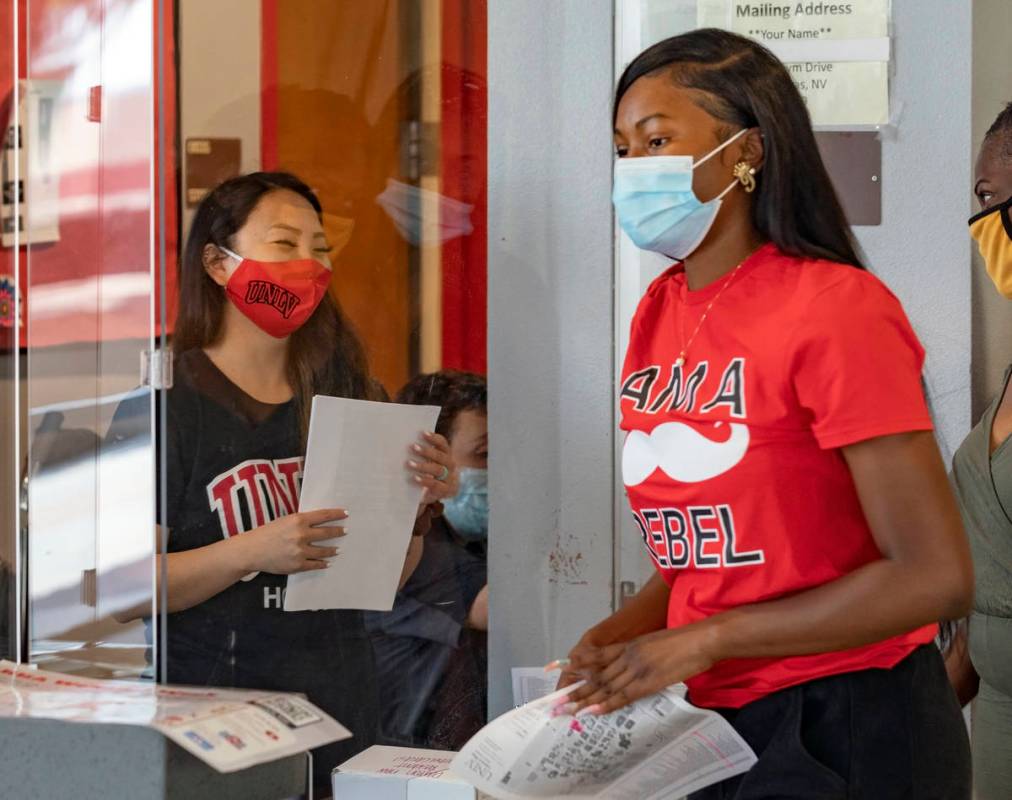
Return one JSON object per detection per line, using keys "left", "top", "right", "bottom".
{"left": 411, "top": 430, "right": 460, "bottom": 504}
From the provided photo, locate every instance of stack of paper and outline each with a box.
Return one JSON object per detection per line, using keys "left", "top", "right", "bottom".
{"left": 452, "top": 684, "right": 756, "bottom": 799}
{"left": 333, "top": 745, "right": 486, "bottom": 800}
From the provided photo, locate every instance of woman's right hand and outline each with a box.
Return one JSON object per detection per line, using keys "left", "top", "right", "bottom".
{"left": 237, "top": 507, "right": 349, "bottom": 575}
{"left": 552, "top": 573, "right": 673, "bottom": 690}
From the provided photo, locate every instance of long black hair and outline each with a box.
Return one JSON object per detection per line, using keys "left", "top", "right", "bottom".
{"left": 616, "top": 29, "right": 865, "bottom": 270}
{"left": 176, "top": 171, "right": 377, "bottom": 440}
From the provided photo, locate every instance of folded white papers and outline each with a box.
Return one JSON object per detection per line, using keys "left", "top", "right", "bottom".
{"left": 284, "top": 395, "right": 439, "bottom": 611}
{"left": 452, "top": 683, "right": 756, "bottom": 799}
{"left": 510, "top": 667, "right": 562, "bottom": 707}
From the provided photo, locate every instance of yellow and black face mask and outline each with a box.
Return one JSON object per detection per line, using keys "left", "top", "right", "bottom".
{"left": 970, "top": 195, "right": 1012, "bottom": 298}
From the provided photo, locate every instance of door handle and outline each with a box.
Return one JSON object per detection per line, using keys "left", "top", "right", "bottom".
{"left": 619, "top": 580, "right": 638, "bottom": 608}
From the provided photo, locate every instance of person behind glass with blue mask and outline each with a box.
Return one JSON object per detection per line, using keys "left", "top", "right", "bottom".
{"left": 364, "top": 370, "right": 489, "bottom": 750}
{"left": 442, "top": 453, "right": 488, "bottom": 543}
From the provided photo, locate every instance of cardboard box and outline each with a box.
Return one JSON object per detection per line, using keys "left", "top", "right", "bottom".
{"left": 332, "top": 746, "right": 483, "bottom": 800}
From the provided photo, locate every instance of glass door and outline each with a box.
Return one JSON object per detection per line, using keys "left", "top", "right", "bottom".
{"left": 3, "top": 0, "right": 160, "bottom": 679}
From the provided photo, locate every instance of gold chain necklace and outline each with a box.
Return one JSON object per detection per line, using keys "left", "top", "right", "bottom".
{"left": 674, "top": 250, "right": 758, "bottom": 369}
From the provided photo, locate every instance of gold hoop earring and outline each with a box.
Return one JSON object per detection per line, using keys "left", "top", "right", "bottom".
{"left": 734, "top": 161, "right": 757, "bottom": 193}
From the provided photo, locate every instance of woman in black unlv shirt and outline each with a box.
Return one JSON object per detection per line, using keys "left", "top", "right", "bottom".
{"left": 113, "top": 172, "right": 457, "bottom": 789}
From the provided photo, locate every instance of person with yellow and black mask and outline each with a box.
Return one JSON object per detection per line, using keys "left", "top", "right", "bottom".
{"left": 950, "top": 101, "right": 1012, "bottom": 800}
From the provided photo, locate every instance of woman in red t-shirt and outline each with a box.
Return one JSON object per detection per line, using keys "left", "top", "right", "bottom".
{"left": 555, "top": 29, "right": 973, "bottom": 799}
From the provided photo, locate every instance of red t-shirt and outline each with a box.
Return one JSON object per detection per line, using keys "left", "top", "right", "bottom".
{"left": 620, "top": 243, "right": 938, "bottom": 708}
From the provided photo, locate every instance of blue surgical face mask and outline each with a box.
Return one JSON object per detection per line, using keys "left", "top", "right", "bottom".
{"left": 443, "top": 467, "right": 488, "bottom": 541}
{"left": 376, "top": 178, "right": 474, "bottom": 246}
{"left": 612, "top": 127, "right": 748, "bottom": 260}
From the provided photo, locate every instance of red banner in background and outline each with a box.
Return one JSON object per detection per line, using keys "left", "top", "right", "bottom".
{"left": 0, "top": 0, "right": 178, "bottom": 351}
{"left": 0, "top": 0, "right": 26, "bottom": 349}
{"left": 440, "top": 0, "right": 487, "bottom": 375}
{"left": 156, "top": 0, "right": 180, "bottom": 338}
{"left": 260, "top": 0, "right": 279, "bottom": 172}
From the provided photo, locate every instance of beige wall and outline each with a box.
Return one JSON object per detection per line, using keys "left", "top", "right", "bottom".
{"left": 178, "top": 0, "right": 262, "bottom": 235}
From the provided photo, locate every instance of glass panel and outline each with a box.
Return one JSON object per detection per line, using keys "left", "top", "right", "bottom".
{"left": 0, "top": 0, "right": 18, "bottom": 663}
{"left": 3, "top": 0, "right": 493, "bottom": 783}
{"left": 163, "top": 0, "right": 488, "bottom": 788}
{"left": 23, "top": 0, "right": 156, "bottom": 678}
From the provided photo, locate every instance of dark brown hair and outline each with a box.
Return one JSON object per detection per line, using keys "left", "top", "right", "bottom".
{"left": 615, "top": 29, "right": 864, "bottom": 269}
{"left": 395, "top": 370, "right": 487, "bottom": 441}
{"left": 174, "top": 172, "right": 377, "bottom": 438}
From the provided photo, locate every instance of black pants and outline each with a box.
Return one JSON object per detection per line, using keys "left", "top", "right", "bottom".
{"left": 690, "top": 646, "right": 971, "bottom": 800}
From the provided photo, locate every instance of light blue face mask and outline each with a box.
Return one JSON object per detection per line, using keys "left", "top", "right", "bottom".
{"left": 612, "top": 128, "right": 748, "bottom": 260}
{"left": 443, "top": 467, "right": 488, "bottom": 541}
{"left": 376, "top": 178, "right": 475, "bottom": 246}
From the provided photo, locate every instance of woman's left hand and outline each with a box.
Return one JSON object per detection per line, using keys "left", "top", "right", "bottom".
{"left": 407, "top": 431, "right": 459, "bottom": 505}
{"left": 557, "top": 623, "right": 717, "bottom": 717}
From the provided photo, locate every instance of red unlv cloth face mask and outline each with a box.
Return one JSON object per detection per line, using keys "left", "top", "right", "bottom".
{"left": 221, "top": 247, "right": 331, "bottom": 338}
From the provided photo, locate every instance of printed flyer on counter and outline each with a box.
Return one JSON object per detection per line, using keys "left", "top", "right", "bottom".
{"left": 0, "top": 660, "right": 350, "bottom": 773}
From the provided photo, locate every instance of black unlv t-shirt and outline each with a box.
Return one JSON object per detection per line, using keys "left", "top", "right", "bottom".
{"left": 108, "top": 349, "right": 378, "bottom": 771}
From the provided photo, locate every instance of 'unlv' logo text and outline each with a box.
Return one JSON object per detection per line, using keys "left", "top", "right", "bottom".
{"left": 245, "top": 280, "right": 300, "bottom": 318}
{"left": 207, "top": 457, "right": 303, "bottom": 538}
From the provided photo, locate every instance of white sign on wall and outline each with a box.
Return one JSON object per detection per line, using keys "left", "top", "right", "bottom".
{"left": 696, "top": 0, "right": 891, "bottom": 126}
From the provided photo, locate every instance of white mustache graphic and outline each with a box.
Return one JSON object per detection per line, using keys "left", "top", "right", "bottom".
{"left": 623, "top": 421, "right": 750, "bottom": 486}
